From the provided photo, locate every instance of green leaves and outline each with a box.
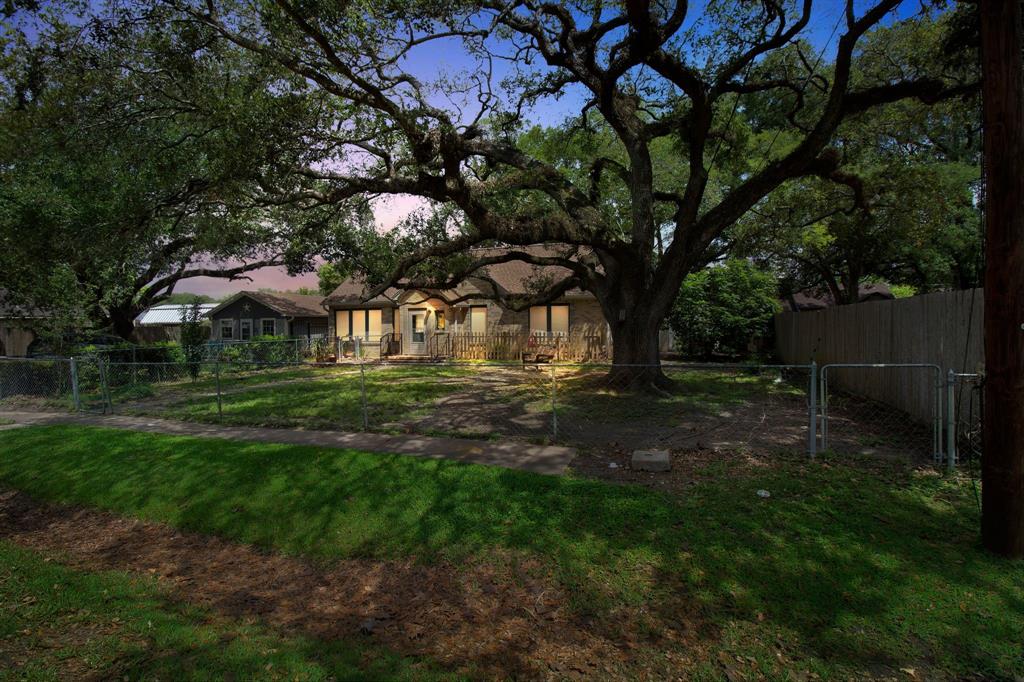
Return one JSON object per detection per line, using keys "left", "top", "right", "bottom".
{"left": 668, "top": 259, "right": 780, "bottom": 360}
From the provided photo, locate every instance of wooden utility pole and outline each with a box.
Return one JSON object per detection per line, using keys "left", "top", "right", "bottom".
{"left": 980, "top": 0, "right": 1024, "bottom": 558}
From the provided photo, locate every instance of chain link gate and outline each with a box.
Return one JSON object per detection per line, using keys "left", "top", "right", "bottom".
{"left": 816, "top": 364, "right": 944, "bottom": 461}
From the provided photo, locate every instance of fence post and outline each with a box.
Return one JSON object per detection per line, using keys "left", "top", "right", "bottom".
{"left": 358, "top": 362, "right": 369, "bottom": 431}
{"left": 97, "top": 357, "right": 113, "bottom": 414}
{"left": 946, "top": 369, "right": 957, "bottom": 473}
{"left": 335, "top": 336, "right": 341, "bottom": 362}
{"left": 808, "top": 361, "right": 817, "bottom": 459}
{"left": 69, "top": 357, "right": 81, "bottom": 411}
{"left": 215, "top": 358, "right": 223, "bottom": 421}
{"left": 550, "top": 364, "right": 558, "bottom": 440}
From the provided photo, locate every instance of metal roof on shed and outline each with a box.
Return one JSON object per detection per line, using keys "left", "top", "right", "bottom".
{"left": 135, "top": 304, "right": 218, "bottom": 325}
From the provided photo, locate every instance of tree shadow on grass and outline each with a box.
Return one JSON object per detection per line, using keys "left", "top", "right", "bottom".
{"left": 0, "top": 425, "right": 1021, "bottom": 677}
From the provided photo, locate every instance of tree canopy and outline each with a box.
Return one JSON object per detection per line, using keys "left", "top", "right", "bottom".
{"left": 1, "top": 1, "right": 979, "bottom": 363}
{"left": 0, "top": 5, "right": 364, "bottom": 336}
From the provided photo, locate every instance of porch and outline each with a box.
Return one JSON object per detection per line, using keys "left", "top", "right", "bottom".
{"left": 335, "top": 331, "right": 610, "bottom": 363}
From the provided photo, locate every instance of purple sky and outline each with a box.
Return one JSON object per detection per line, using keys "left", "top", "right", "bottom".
{"left": 178, "top": 195, "right": 424, "bottom": 297}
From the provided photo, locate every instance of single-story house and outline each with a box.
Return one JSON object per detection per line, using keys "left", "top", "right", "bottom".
{"left": 0, "top": 290, "right": 48, "bottom": 357}
{"left": 208, "top": 291, "right": 328, "bottom": 341}
{"left": 133, "top": 303, "right": 217, "bottom": 343}
{"left": 323, "top": 246, "right": 610, "bottom": 359}
{"left": 782, "top": 283, "right": 894, "bottom": 312}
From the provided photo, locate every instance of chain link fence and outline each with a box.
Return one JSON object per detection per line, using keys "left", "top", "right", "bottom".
{"left": 0, "top": 358, "right": 77, "bottom": 411}
{"left": 0, "top": 355, "right": 987, "bottom": 464}
{"left": 949, "top": 372, "right": 984, "bottom": 469}
{"left": 818, "top": 364, "right": 944, "bottom": 461}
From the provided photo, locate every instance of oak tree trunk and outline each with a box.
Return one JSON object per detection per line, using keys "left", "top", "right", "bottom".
{"left": 980, "top": 0, "right": 1024, "bottom": 558}
{"left": 606, "top": 302, "right": 671, "bottom": 390}
{"left": 109, "top": 306, "right": 140, "bottom": 341}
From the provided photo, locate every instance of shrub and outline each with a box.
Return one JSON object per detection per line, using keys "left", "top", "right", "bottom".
{"left": 179, "top": 300, "right": 208, "bottom": 381}
{"left": 668, "top": 259, "right": 780, "bottom": 360}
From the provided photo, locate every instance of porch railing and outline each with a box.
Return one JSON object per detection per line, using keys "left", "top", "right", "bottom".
{"left": 379, "top": 333, "right": 402, "bottom": 357}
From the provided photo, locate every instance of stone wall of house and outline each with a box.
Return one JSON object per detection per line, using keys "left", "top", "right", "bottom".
{"left": 0, "top": 322, "right": 36, "bottom": 357}
{"left": 459, "top": 297, "right": 607, "bottom": 337}
{"left": 567, "top": 298, "right": 607, "bottom": 337}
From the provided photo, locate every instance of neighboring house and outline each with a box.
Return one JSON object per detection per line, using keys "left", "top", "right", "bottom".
{"left": 323, "top": 246, "right": 610, "bottom": 359}
{"left": 0, "top": 290, "right": 48, "bottom": 357}
{"left": 133, "top": 303, "right": 217, "bottom": 343}
{"left": 782, "top": 283, "right": 894, "bottom": 312}
{"left": 208, "top": 291, "right": 329, "bottom": 341}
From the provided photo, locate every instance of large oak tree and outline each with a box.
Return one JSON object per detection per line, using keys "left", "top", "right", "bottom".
{"left": 173, "top": 0, "right": 974, "bottom": 382}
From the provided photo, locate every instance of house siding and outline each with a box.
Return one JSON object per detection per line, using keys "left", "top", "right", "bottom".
{"left": 209, "top": 296, "right": 327, "bottom": 340}
{"left": 460, "top": 298, "right": 606, "bottom": 337}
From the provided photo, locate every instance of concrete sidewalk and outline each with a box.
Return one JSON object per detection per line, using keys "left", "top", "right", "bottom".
{"left": 0, "top": 411, "right": 575, "bottom": 476}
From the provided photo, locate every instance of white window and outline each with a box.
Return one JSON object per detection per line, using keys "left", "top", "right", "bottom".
{"left": 529, "top": 305, "right": 570, "bottom": 336}
{"left": 220, "top": 320, "right": 234, "bottom": 340}
{"left": 411, "top": 309, "right": 426, "bottom": 343}
{"left": 261, "top": 319, "right": 276, "bottom": 336}
{"left": 470, "top": 306, "right": 487, "bottom": 333}
{"left": 240, "top": 319, "right": 252, "bottom": 341}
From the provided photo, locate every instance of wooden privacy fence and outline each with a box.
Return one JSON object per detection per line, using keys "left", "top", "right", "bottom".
{"left": 440, "top": 332, "right": 609, "bottom": 362}
{"left": 775, "top": 288, "right": 984, "bottom": 424}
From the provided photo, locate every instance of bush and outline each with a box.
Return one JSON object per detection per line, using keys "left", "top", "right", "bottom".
{"left": 77, "top": 342, "right": 184, "bottom": 364}
{"left": 668, "top": 259, "right": 780, "bottom": 360}
{"left": 179, "top": 300, "right": 208, "bottom": 381}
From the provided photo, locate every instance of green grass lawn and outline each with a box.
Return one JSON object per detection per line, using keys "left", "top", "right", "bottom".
{"left": 127, "top": 365, "right": 471, "bottom": 430}
{"left": 0, "top": 425, "right": 1021, "bottom": 679}
{"left": 0, "top": 540, "right": 451, "bottom": 681}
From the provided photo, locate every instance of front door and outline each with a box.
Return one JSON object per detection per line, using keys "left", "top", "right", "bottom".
{"left": 409, "top": 309, "right": 427, "bottom": 355}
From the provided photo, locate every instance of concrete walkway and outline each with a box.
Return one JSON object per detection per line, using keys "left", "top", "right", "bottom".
{"left": 0, "top": 410, "right": 575, "bottom": 476}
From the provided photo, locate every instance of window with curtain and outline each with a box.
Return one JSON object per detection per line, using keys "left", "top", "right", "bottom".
{"left": 529, "top": 305, "right": 570, "bottom": 335}
{"left": 343, "top": 309, "right": 383, "bottom": 339}
{"left": 470, "top": 306, "right": 487, "bottom": 333}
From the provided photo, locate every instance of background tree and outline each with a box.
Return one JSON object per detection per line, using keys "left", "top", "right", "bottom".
{"left": 316, "top": 263, "right": 347, "bottom": 297}
{"left": 178, "top": 299, "right": 208, "bottom": 381}
{"left": 170, "top": 0, "right": 975, "bottom": 384}
{"left": 667, "top": 259, "right": 779, "bottom": 360}
{"left": 163, "top": 293, "right": 218, "bottom": 305}
{"left": 735, "top": 84, "right": 982, "bottom": 301}
{"left": 0, "top": 6, "right": 361, "bottom": 338}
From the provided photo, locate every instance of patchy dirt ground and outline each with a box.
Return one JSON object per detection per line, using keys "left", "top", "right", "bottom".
{"left": 0, "top": 488, "right": 707, "bottom": 680}
{"left": 569, "top": 441, "right": 923, "bottom": 496}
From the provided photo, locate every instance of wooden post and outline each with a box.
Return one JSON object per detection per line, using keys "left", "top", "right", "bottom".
{"left": 980, "top": 0, "right": 1024, "bottom": 558}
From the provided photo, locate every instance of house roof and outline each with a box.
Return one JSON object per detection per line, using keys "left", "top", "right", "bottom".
{"left": 0, "top": 289, "right": 49, "bottom": 320}
{"left": 209, "top": 291, "right": 327, "bottom": 318}
{"left": 783, "top": 283, "right": 895, "bottom": 312}
{"left": 325, "top": 244, "right": 592, "bottom": 308}
{"left": 464, "top": 245, "right": 586, "bottom": 297}
{"left": 135, "top": 303, "right": 218, "bottom": 326}
{"left": 323, "top": 278, "right": 402, "bottom": 308}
